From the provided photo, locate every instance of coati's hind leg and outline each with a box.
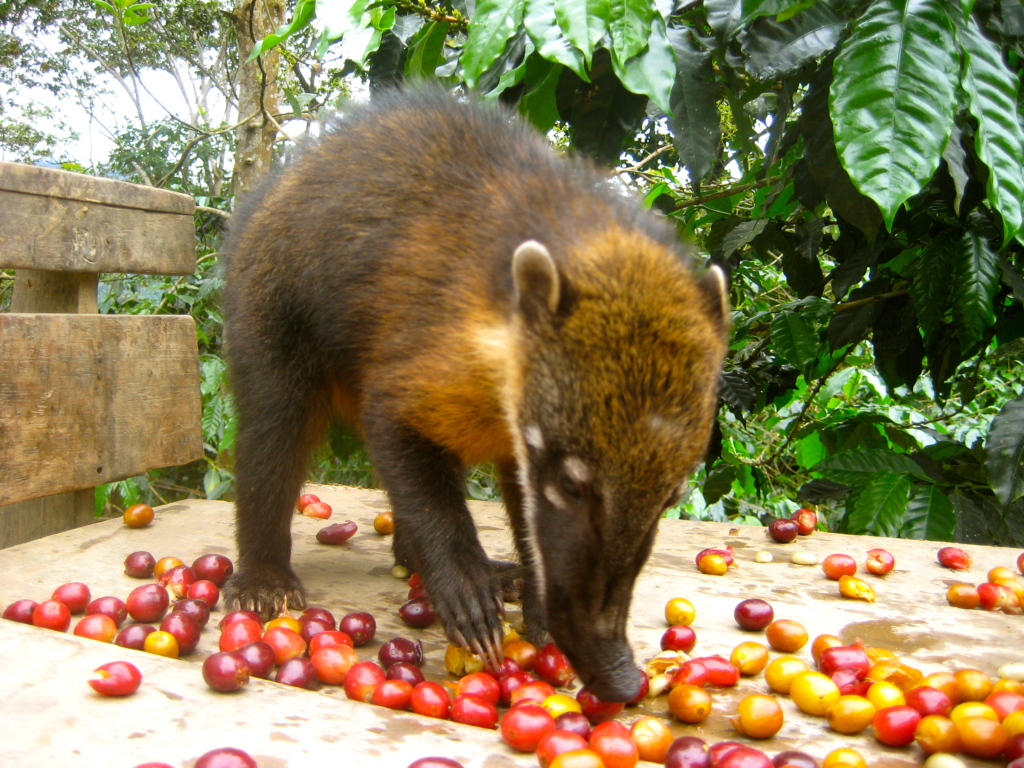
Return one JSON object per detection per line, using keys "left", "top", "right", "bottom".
{"left": 491, "top": 559, "right": 527, "bottom": 604}
{"left": 497, "top": 458, "right": 550, "bottom": 646}
{"left": 365, "top": 412, "right": 506, "bottom": 669}
{"left": 224, "top": 350, "right": 330, "bottom": 619}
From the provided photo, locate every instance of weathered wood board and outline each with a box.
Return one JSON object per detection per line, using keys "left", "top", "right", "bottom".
{"left": 1, "top": 485, "right": 1021, "bottom": 768}
{"left": 0, "top": 489, "right": 94, "bottom": 551}
{"left": 0, "top": 314, "right": 204, "bottom": 506}
{"left": 0, "top": 161, "right": 195, "bottom": 275}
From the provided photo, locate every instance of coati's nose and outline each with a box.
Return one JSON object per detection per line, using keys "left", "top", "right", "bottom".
{"left": 573, "top": 640, "right": 641, "bottom": 703}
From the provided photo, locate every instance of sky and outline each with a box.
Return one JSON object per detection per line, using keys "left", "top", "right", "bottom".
{"left": 23, "top": 27, "right": 321, "bottom": 169}
{"left": 22, "top": 27, "right": 198, "bottom": 166}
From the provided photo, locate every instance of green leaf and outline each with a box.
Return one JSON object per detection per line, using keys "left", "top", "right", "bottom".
{"left": 249, "top": 0, "right": 315, "bottom": 61}
{"left": 335, "top": 13, "right": 384, "bottom": 66}
{"left": 909, "top": 234, "right": 954, "bottom": 341}
{"left": 795, "top": 430, "right": 827, "bottom": 470}
{"left": 392, "top": 13, "right": 425, "bottom": 42}
{"left": 372, "top": 6, "right": 396, "bottom": 31}
{"left": 524, "top": 0, "right": 587, "bottom": 79}
{"left": 317, "top": 0, "right": 371, "bottom": 41}
{"left": 462, "top": 0, "right": 527, "bottom": 88}
{"left": 771, "top": 310, "right": 817, "bottom": 369}
{"left": 610, "top": 14, "right": 675, "bottom": 114}
{"left": 739, "top": 2, "right": 846, "bottom": 82}
{"left": 95, "top": 483, "right": 113, "bottom": 517}
{"left": 329, "top": 423, "right": 365, "bottom": 462}
{"left": 815, "top": 447, "right": 931, "bottom": 483}
{"left": 960, "top": 17, "right": 1024, "bottom": 245}
{"left": 666, "top": 27, "right": 720, "bottom": 182}
{"left": 903, "top": 484, "right": 956, "bottom": 540}
{"left": 642, "top": 181, "right": 670, "bottom": 209}
{"left": 721, "top": 219, "right": 768, "bottom": 260}
{"left": 478, "top": 28, "right": 531, "bottom": 96}
{"left": 784, "top": 220, "right": 825, "bottom": 298}
{"left": 608, "top": 0, "right": 654, "bottom": 63}
{"left": 405, "top": 21, "right": 449, "bottom": 79}
{"left": 202, "top": 394, "right": 225, "bottom": 444}
{"left": 739, "top": 0, "right": 793, "bottom": 26}
{"left": 776, "top": 0, "right": 815, "bottom": 22}
{"left": 847, "top": 472, "right": 912, "bottom": 536}
{"left": 986, "top": 392, "right": 1024, "bottom": 508}
{"left": 801, "top": 65, "right": 883, "bottom": 242}
{"left": 520, "top": 55, "right": 563, "bottom": 132}
{"left": 702, "top": 465, "right": 736, "bottom": 504}
{"left": 90, "top": 0, "right": 117, "bottom": 12}
{"left": 554, "top": 0, "right": 609, "bottom": 66}
{"left": 118, "top": 478, "right": 141, "bottom": 508}
{"left": 704, "top": 0, "right": 744, "bottom": 40}
{"left": 942, "top": 123, "right": 970, "bottom": 216}
{"left": 831, "top": 0, "right": 958, "bottom": 229}
{"left": 952, "top": 228, "right": 999, "bottom": 352}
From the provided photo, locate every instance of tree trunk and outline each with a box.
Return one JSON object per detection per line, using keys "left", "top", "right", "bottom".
{"left": 231, "top": 0, "right": 285, "bottom": 200}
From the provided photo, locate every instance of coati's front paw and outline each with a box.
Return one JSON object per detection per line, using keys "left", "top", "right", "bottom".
{"left": 224, "top": 562, "right": 306, "bottom": 619}
{"left": 430, "top": 558, "right": 506, "bottom": 669}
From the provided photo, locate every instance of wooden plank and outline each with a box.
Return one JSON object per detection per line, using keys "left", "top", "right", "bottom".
{"left": 0, "top": 490, "right": 93, "bottom": 550}
{"left": 3, "top": 268, "right": 99, "bottom": 544}
{"left": 9, "top": 270, "right": 98, "bottom": 313}
{"left": 0, "top": 161, "right": 194, "bottom": 214}
{"left": 0, "top": 486, "right": 1019, "bottom": 767}
{"left": 0, "top": 314, "right": 204, "bottom": 505}
{"left": 0, "top": 189, "right": 196, "bottom": 274}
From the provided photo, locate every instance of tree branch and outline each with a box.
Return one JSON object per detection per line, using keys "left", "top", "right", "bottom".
{"left": 754, "top": 344, "right": 857, "bottom": 467}
{"left": 366, "top": 0, "right": 468, "bottom": 30}
{"left": 196, "top": 205, "right": 231, "bottom": 219}
{"left": 671, "top": 177, "right": 778, "bottom": 211}
{"left": 832, "top": 288, "right": 909, "bottom": 314}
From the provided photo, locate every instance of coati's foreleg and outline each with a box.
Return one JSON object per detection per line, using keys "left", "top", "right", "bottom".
{"left": 224, "top": 350, "right": 329, "bottom": 618}
{"left": 497, "top": 458, "right": 550, "bottom": 646}
{"left": 364, "top": 412, "right": 506, "bottom": 668}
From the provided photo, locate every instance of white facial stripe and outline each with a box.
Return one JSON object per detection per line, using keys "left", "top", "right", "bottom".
{"left": 498, "top": 324, "right": 547, "bottom": 613}
{"left": 562, "top": 456, "right": 591, "bottom": 483}
{"left": 524, "top": 425, "right": 544, "bottom": 451}
{"left": 513, "top": 433, "right": 547, "bottom": 609}
{"left": 543, "top": 483, "right": 569, "bottom": 510}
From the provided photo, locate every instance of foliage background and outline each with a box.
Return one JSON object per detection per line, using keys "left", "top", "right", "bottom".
{"left": 3, "top": 0, "right": 1024, "bottom": 544}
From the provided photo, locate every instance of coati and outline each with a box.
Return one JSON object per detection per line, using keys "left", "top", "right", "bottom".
{"left": 222, "top": 88, "right": 729, "bottom": 702}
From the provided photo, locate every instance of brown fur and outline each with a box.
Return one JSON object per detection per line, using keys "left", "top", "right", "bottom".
{"left": 222, "top": 88, "right": 728, "bottom": 701}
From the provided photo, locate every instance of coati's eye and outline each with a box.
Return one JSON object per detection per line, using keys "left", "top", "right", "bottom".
{"left": 558, "top": 469, "right": 583, "bottom": 502}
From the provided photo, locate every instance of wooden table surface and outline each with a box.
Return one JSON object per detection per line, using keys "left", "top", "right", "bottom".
{"left": 1, "top": 484, "right": 1021, "bottom": 767}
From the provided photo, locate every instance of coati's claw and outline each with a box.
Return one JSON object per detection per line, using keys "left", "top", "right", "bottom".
{"left": 469, "top": 637, "right": 486, "bottom": 661}
{"left": 452, "top": 628, "right": 468, "bottom": 648}
{"left": 491, "top": 626, "right": 505, "bottom": 664}
{"left": 223, "top": 562, "right": 306, "bottom": 621}
{"left": 495, "top": 596, "right": 506, "bottom": 618}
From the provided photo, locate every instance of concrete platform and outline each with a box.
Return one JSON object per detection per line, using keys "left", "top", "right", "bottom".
{"left": 1, "top": 485, "right": 1021, "bottom": 767}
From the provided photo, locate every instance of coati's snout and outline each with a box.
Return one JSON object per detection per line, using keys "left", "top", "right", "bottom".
{"left": 524, "top": 468, "right": 666, "bottom": 702}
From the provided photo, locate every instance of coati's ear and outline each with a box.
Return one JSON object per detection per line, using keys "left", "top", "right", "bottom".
{"left": 513, "top": 240, "right": 560, "bottom": 321}
{"left": 698, "top": 264, "right": 730, "bottom": 326}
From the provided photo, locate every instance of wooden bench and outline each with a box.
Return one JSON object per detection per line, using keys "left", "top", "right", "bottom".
{"left": 0, "top": 161, "right": 204, "bottom": 548}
